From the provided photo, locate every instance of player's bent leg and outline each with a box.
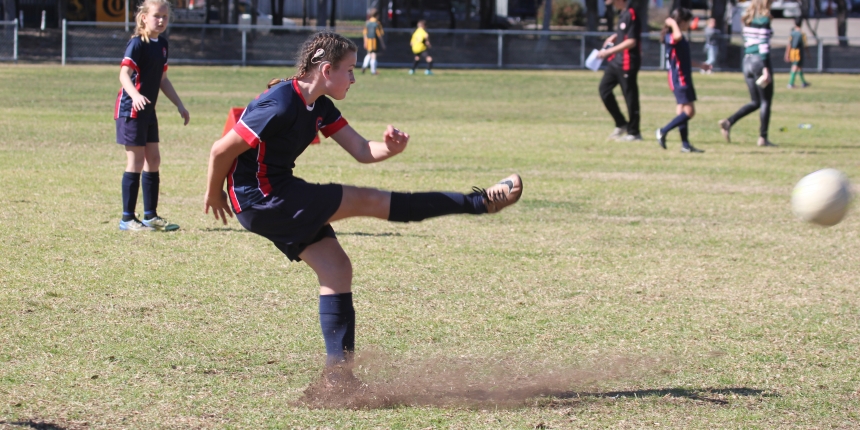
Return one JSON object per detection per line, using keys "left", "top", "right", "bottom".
{"left": 328, "top": 186, "right": 392, "bottom": 223}
{"left": 300, "top": 238, "right": 356, "bottom": 369}
{"left": 301, "top": 237, "right": 353, "bottom": 295}
{"left": 682, "top": 103, "right": 695, "bottom": 119}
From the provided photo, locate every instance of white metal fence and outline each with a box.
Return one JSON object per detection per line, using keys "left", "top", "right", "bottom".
{"left": 8, "top": 20, "right": 860, "bottom": 73}
{"left": 0, "top": 20, "right": 18, "bottom": 61}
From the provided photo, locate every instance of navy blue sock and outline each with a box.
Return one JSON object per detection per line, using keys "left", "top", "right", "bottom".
{"left": 121, "top": 172, "right": 141, "bottom": 221}
{"left": 319, "top": 293, "right": 355, "bottom": 366}
{"left": 679, "top": 121, "right": 690, "bottom": 145}
{"left": 388, "top": 191, "right": 487, "bottom": 223}
{"left": 660, "top": 112, "right": 690, "bottom": 135}
{"left": 141, "top": 171, "right": 160, "bottom": 220}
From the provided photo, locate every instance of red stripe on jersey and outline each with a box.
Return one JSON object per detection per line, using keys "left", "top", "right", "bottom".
{"left": 292, "top": 79, "right": 308, "bottom": 105}
{"left": 320, "top": 116, "right": 348, "bottom": 138}
{"left": 234, "top": 119, "right": 261, "bottom": 148}
{"left": 677, "top": 58, "right": 686, "bottom": 86}
{"left": 256, "top": 141, "right": 272, "bottom": 196}
{"left": 120, "top": 57, "right": 138, "bottom": 70}
{"left": 163, "top": 63, "right": 168, "bottom": 73}
{"left": 623, "top": 36, "right": 630, "bottom": 71}
{"left": 667, "top": 69, "right": 674, "bottom": 90}
{"left": 227, "top": 158, "right": 242, "bottom": 213}
{"left": 628, "top": 8, "right": 636, "bottom": 21}
{"left": 114, "top": 89, "right": 122, "bottom": 120}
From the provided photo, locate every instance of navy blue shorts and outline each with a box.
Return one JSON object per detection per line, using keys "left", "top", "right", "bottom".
{"left": 116, "top": 114, "right": 159, "bottom": 146}
{"left": 673, "top": 86, "right": 697, "bottom": 105}
{"left": 236, "top": 179, "right": 343, "bottom": 262}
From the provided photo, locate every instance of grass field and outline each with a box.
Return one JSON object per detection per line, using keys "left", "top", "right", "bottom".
{"left": 1, "top": 64, "right": 860, "bottom": 429}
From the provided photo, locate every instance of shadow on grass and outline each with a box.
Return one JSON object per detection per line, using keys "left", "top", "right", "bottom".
{"left": 200, "top": 227, "right": 250, "bottom": 233}
{"left": 556, "top": 387, "right": 774, "bottom": 405}
{"left": 338, "top": 231, "right": 405, "bottom": 237}
{"left": 0, "top": 420, "right": 68, "bottom": 430}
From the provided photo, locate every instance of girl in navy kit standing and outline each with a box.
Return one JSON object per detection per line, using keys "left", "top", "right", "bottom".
{"left": 656, "top": 9, "right": 711, "bottom": 153}
{"left": 116, "top": 0, "right": 190, "bottom": 231}
{"left": 204, "top": 32, "right": 522, "bottom": 386}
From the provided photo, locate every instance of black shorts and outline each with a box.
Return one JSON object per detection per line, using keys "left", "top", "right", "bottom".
{"left": 414, "top": 50, "right": 430, "bottom": 60}
{"left": 116, "top": 114, "right": 159, "bottom": 146}
{"left": 673, "top": 86, "right": 697, "bottom": 104}
{"left": 236, "top": 178, "right": 343, "bottom": 262}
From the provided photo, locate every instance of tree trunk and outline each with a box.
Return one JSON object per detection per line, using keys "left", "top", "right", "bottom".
{"left": 316, "top": 0, "right": 327, "bottom": 27}
{"left": 329, "top": 0, "right": 335, "bottom": 27}
{"left": 542, "top": 0, "right": 551, "bottom": 30}
{"left": 836, "top": 0, "right": 847, "bottom": 47}
{"left": 271, "top": 0, "right": 283, "bottom": 26}
{"left": 586, "top": 0, "right": 598, "bottom": 31}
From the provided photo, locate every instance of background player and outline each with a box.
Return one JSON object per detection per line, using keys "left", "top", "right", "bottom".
{"left": 785, "top": 16, "right": 810, "bottom": 89}
{"left": 656, "top": 9, "right": 711, "bottom": 153}
{"left": 409, "top": 20, "right": 433, "bottom": 75}
{"left": 597, "top": 0, "right": 642, "bottom": 141}
{"left": 115, "top": 0, "right": 190, "bottom": 231}
{"left": 203, "top": 32, "right": 522, "bottom": 386}
{"left": 360, "top": 8, "right": 385, "bottom": 75}
{"left": 718, "top": 0, "right": 776, "bottom": 147}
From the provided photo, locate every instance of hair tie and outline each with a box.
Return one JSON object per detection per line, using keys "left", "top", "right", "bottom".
{"left": 311, "top": 49, "right": 326, "bottom": 64}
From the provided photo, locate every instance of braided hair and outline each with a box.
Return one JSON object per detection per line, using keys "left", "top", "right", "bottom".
{"left": 267, "top": 32, "right": 357, "bottom": 88}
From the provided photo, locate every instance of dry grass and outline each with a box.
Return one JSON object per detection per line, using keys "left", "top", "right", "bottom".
{"left": 1, "top": 65, "right": 859, "bottom": 428}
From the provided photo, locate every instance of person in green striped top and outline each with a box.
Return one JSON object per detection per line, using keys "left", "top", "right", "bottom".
{"left": 718, "top": 0, "right": 776, "bottom": 147}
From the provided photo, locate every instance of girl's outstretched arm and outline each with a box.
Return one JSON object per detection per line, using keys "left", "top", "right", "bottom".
{"left": 665, "top": 17, "right": 683, "bottom": 42}
{"left": 160, "top": 74, "right": 190, "bottom": 125}
{"left": 205, "top": 130, "right": 251, "bottom": 224}
{"left": 331, "top": 124, "right": 409, "bottom": 164}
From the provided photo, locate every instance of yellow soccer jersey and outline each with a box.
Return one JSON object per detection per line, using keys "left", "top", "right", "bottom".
{"left": 411, "top": 27, "right": 428, "bottom": 54}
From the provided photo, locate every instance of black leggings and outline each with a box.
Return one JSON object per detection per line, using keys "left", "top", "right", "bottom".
{"left": 727, "top": 55, "right": 773, "bottom": 139}
{"left": 599, "top": 66, "right": 640, "bottom": 136}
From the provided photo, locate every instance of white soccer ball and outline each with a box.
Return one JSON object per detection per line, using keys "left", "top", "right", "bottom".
{"left": 791, "top": 168, "right": 852, "bottom": 227}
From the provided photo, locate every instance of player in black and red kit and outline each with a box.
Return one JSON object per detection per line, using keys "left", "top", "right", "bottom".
{"left": 204, "top": 32, "right": 522, "bottom": 388}
{"left": 597, "top": 0, "right": 642, "bottom": 141}
{"left": 115, "top": 0, "right": 189, "bottom": 232}
{"left": 656, "top": 9, "right": 711, "bottom": 153}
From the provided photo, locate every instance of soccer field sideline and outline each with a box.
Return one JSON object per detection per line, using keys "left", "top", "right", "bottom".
{"left": 1, "top": 65, "right": 859, "bottom": 428}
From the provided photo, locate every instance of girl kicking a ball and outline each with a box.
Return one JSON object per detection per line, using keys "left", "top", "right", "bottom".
{"left": 204, "top": 32, "right": 522, "bottom": 387}
{"left": 115, "top": 0, "right": 190, "bottom": 231}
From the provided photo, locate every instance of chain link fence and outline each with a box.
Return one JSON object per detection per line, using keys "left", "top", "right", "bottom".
{"left": 38, "top": 20, "right": 860, "bottom": 73}
{"left": 0, "top": 20, "right": 18, "bottom": 61}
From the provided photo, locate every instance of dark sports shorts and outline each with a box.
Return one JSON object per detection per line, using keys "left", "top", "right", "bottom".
{"left": 673, "top": 86, "right": 697, "bottom": 105}
{"left": 414, "top": 50, "right": 430, "bottom": 60}
{"left": 236, "top": 178, "right": 344, "bottom": 262}
{"left": 116, "top": 114, "right": 159, "bottom": 146}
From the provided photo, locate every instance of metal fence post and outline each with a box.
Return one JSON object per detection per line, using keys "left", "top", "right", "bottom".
{"left": 241, "top": 30, "right": 247, "bottom": 66}
{"left": 817, "top": 39, "right": 823, "bottom": 73}
{"left": 13, "top": 19, "right": 18, "bottom": 62}
{"left": 580, "top": 36, "right": 585, "bottom": 68}
{"left": 660, "top": 41, "right": 665, "bottom": 71}
{"left": 61, "top": 19, "right": 66, "bottom": 66}
{"left": 497, "top": 31, "right": 503, "bottom": 69}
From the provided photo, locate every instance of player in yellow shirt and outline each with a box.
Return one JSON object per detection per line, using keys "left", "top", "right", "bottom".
{"left": 361, "top": 9, "right": 385, "bottom": 75}
{"left": 409, "top": 20, "right": 433, "bottom": 75}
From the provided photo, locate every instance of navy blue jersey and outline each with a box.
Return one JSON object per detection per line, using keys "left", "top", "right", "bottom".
{"left": 114, "top": 36, "right": 169, "bottom": 119}
{"left": 608, "top": 8, "right": 641, "bottom": 71}
{"left": 228, "top": 79, "right": 348, "bottom": 213}
{"left": 665, "top": 34, "right": 693, "bottom": 91}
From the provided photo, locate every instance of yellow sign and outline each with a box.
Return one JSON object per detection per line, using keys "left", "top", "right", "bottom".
{"left": 97, "top": 0, "right": 126, "bottom": 22}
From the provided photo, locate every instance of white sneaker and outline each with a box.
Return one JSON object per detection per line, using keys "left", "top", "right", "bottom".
{"left": 607, "top": 127, "right": 627, "bottom": 141}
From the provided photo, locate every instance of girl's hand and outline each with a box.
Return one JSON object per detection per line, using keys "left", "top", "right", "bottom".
{"left": 597, "top": 49, "right": 610, "bottom": 59}
{"left": 178, "top": 106, "right": 190, "bottom": 125}
{"left": 132, "top": 94, "right": 150, "bottom": 113}
{"left": 383, "top": 125, "right": 409, "bottom": 154}
{"left": 204, "top": 190, "right": 234, "bottom": 225}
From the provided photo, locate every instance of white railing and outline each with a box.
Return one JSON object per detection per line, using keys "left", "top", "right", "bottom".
{"left": 0, "top": 19, "right": 18, "bottom": 62}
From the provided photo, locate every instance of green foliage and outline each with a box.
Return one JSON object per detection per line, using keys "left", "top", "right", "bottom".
{"left": 537, "top": 0, "right": 586, "bottom": 26}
